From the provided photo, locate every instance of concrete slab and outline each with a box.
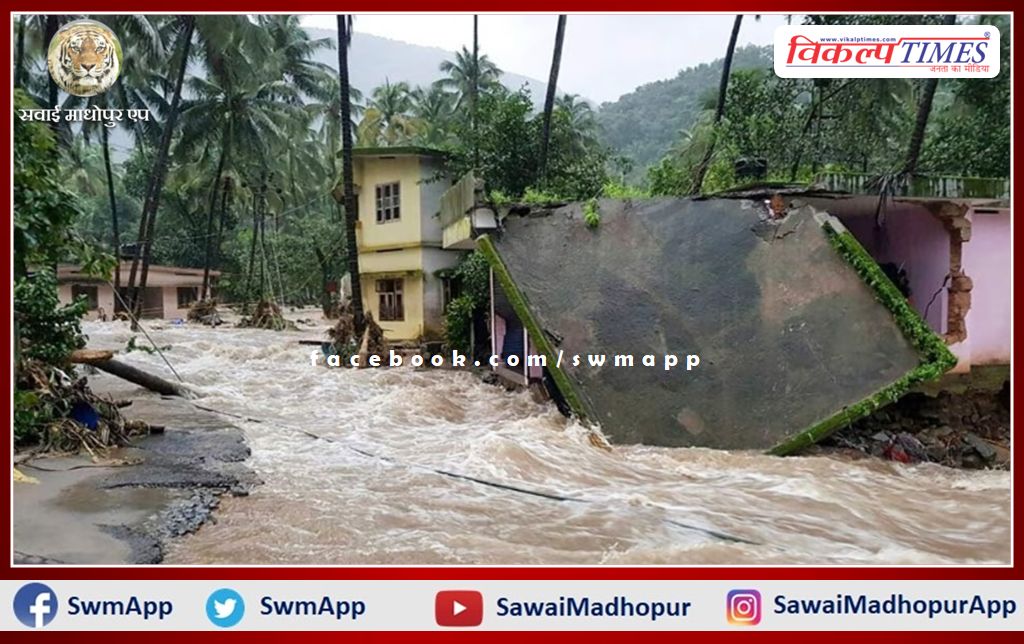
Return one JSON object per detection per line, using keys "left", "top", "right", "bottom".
{"left": 481, "top": 197, "right": 955, "bottom": 451}
{"left": 13, "top": 374, "right": 256, "bottom": 564}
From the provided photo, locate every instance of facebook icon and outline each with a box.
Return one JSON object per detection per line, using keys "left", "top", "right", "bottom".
{"left": 13, "top": 583, "right": 58, "bottom": 628}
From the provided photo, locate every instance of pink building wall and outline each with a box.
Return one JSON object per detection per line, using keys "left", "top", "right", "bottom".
{"left": 835, "top": 203, "right": 950, "bottom": 334}
{"left": 958, "top": 208, "right": 1011, "bottom": 366}
{"left": 825, "top": 198, "right": 1011, "bottom": 370}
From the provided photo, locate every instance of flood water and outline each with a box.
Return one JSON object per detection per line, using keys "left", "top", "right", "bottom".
{"left": 83, "top": 318, "right": 1011, "bottom": 566}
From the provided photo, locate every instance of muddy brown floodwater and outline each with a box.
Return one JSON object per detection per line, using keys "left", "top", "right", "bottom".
{"left": 82, "top": 319, "right": 1011, "bottom": 566}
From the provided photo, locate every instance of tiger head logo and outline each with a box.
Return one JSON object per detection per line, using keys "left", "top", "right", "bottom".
{"left": 47, "top": 20, "right": 122, "bottom": 97}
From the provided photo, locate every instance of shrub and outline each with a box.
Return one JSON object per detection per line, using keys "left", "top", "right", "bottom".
{"left": 14, "top": 269, "right": 88, "bottom": 367}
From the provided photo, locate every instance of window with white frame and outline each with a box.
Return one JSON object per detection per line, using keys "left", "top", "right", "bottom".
{"left": 375, "top": 182, "right": 401, "bottom": 223}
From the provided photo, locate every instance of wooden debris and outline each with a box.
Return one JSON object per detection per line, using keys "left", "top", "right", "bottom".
{"left": 70, "top": 349, "right": 115, "bottom": 363}
{"left": 86, "top": 358, "right": 194, "bottom": 398}
{"left": 238, "top": 300, "right": 295, "bottom": 331}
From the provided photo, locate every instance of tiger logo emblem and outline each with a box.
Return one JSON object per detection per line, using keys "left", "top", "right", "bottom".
{"left": 47, "top": 20, "right": 122, "bottom": 97}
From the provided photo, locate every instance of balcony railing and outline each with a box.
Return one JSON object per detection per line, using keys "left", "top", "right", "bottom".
{"left": 816, "top": 172, "right": 1009, "bottom": 200}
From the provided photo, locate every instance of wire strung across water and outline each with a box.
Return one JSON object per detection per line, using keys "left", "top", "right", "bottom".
{"left": 189, "top": 401, "right": 762, "bottom": 546}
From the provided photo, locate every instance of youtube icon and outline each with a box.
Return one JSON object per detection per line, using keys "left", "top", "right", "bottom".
{"left": 435, "top": 590, "right": 484, "bottom": 627}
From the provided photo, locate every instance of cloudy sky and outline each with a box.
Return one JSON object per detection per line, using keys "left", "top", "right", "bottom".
{"left": 299, "top": 14, "right": 791, "bottom": 104}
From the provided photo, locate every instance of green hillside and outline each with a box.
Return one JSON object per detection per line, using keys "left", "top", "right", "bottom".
{"left": 596, "top": 45, "right": 772, "bottom": 171}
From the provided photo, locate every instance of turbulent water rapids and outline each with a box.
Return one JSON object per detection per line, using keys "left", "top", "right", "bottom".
{"left": 82, "top": 319, "right": 1011, "bottom": 566}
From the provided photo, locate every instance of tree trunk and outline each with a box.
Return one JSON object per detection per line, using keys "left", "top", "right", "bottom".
{"left": 901, "top": 15, "right": 956, "bottom": 177}
{"left": 337, "top": 15, "right": 364, "bottom": 334}
{"left": 15, "top": 16, "right": 26, "bottom": 88}
{"left": 690, "top": 14, "right": 743, "bottom": 195}
{"left": 539, "top": 15, "right": 567, "bottom": 185}
{"left": 44, "top": 17, "right": 59, "bottom": 110}
{"left": 126, "top": 17, "right": 195, "bottom": 323}
{"left": 119, "top": 83, "right": 147, "bottom": 155}
{"left": 212, "top": 177, "right": 231, "bottom": 297}
{"left": 471, "top": 14, "right": 480, "bottom": 169}
{"left": 201, "top": 132, "right": 230, "bottom": 300}
{"left": 314, "top": 246, "right": 332, "bottom": 316}
{"left": 77, "top": 356, "right": 192, "bottom": 398}
{"left": 100, "top": 96, "right": 120, "bottom": 293}
{"left": 244, "top": 190, "right": 259, "bottom": 312}
{"left": 259, "top": 203, "right": 268, "bottom": 300}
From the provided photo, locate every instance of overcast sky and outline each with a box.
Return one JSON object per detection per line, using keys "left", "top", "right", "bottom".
{"left": 299, "top": 14, "right": 790, "bottom": 104}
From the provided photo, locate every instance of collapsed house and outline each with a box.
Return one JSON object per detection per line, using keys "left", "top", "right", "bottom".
{"left": 440, "top": 172, "right": 1009, "bottom": 454}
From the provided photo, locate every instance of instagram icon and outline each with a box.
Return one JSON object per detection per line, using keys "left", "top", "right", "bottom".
{"left": 726, "top": 589, "right": 762, "bottom": 626}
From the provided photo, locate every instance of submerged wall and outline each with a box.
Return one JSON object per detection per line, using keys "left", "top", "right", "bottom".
{"left": 482, "top": 197, "right": 951, "bottom": 451}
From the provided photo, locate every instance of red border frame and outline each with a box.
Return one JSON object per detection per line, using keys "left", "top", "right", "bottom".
{"left": 3, "top": 3, "right": 1020, "bottom": 586}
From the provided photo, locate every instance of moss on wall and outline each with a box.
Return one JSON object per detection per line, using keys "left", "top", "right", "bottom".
{"left": 477, "top": 234, "right": 592, "bottom": 422}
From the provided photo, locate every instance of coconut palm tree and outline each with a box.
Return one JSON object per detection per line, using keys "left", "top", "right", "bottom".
{"left": 177, "top": 18, "right": 305, "bottom": 299}
{"left": 43, "top": 16, "right": 60, "bottom": 110}
{"left": 364, "top": 79, "right": 418, "bottom": 145}
{"left": 125, "top": 16, "right": 195, "bottom": 322}
{"left": 902, "top": 14, "right": 958, "bottom": 178}
{"left": 438, "top": 47, "right": 502, "bottom": 110}
{"left": 471, "top": 15, "right": 479, "bottom": 167}
{"left": 539, "top": 15, "right": 567, "bottom": 183}
{"left": 105, "top": 15, "right": 170, "bottom": 151}
{"left": 15, "top": 15, "right": 28, "bottom": 88}
{"left": 690, "top": 14, "right": 744, "bottom": 194}
{"left": 337, "top": 14, "right": 364, "bottom": 332}
{"left": 411, "top": 82, "right": 455, "bottom": 146}
{"left": 49, "top": 16, "right": 168, "bottom": 292}
{"left": 556, "top": 93, "right": 597, "bottom": 148}
{"left": 308, "top": 77, "right": 364, "bottom": 163}
{"left": 258, "top": 15, "right": 335, "bottom": 105}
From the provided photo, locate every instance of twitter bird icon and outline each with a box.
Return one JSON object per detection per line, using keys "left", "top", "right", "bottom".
{"left": 206, "top": 588, "right": 245, "bottom": 628}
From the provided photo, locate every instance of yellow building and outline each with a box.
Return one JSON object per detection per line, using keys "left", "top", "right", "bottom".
{"left": 345, "top": 147, "right": 462, "bottom": 342}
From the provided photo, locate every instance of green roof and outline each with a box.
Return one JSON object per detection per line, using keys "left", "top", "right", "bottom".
{"left": 340, "top": 146, "right": 448, "bottom": 159}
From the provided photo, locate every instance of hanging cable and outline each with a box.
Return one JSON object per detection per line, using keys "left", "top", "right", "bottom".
{"left": 107, "top": 282, "right": 184, "bottom": 383}
{"left": 188, "top": 400, "right": 760, "bottom": 546}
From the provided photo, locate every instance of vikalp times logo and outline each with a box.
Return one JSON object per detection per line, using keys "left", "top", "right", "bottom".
{"left": 726, "top": 589, "right": 761, "bottom": 626}
{"left": 774, "top": 24, "right": 1000, "bottom": 79}
{"left": 13, "top": 582, "right": 58, "bottom": 628}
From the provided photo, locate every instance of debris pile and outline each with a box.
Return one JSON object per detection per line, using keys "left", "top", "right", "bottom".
{"left": 237, "top": 300, "right": 295, "bottom": 331}
{"left": 360, "top": 312, "right": 388, "bottom": 360}
{"left": 820, "top": 388, "right": 1010, "bottom": 469}
{"left": 325, "top": 302, "right": 357, "bottom": 362}
{"left": 187, "top": 299, "right": 223, "bottom": 326}
{"left": 323, "top": 306, "right": 389, "bottom": 367}
{"left": 15, "top": 359, "right": 149, "bottom": 454}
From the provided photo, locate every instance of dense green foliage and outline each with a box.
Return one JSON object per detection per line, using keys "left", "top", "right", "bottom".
{"left": 16, "top": 14, "right": 1011, "bottom": 319}
{"left": 599, "top": 16, "right": 1010, "bottom": 193}
{"left": 14, "top": 269, "right": 88, "bottom": 366}
{"left": 443, "top": 251, "right": 491, "bottom": 353}
{"left": 13, "top": 88, "right": 113, "bottom": 443}
{"left": 446, "top": 87, "right": 609, "bottom": 200}
{"left": 596, "top": 45, "right": 772, "bottom": 176}
{"left": 13, "top": 90, "right": 106, "bottom": 278}
{"left": 15, "top": 15, "right": 613, "bottom": 311}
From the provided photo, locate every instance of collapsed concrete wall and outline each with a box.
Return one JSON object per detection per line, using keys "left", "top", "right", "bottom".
{"left": 479, "top": 197, "right": 955, "bottom": 453}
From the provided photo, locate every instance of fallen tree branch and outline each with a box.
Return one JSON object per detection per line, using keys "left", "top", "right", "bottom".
{"left": 75, "top": 356, "right": 195, "bottom": 398}
{"left": 70, "top": 349, "right": 114, "bottom": 363}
